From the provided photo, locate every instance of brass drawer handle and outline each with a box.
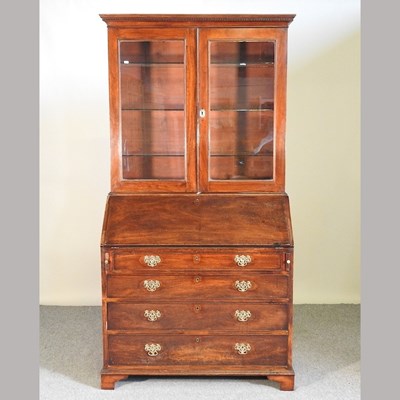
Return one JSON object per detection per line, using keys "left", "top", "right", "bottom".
{"left": 143, "top": 279, "right": 161, "bottom": 292}
{"left": 144, "top": 310, "right": 161, "bottom": 321}
{"left": 235, "top": 343, "right": 251, "bottom": 355}
{"left": 235, "top": 310, "right": 252, "bottom": 322}
{"left": 234, "top": 255, "right": 252, "bottom": 267}
{"left": 144, "top": 343, "right": 161, "bottom": 356}
{"left": 235, "top": 280, "right": 252, "bottom": 292}
{"left": 144, "top": 255, "right": 161, "bottom": 267}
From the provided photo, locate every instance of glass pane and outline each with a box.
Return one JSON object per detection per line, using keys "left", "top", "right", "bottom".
{"left": 209, "top": 41, "right": 275, "bottom": 181}
{"left": 119, "top": 41, "right": 186, "bottom": 180}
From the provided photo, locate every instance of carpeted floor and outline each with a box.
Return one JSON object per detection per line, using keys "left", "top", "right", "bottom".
{"left": 40, "top": 304, "right": 360, "bottom": 399}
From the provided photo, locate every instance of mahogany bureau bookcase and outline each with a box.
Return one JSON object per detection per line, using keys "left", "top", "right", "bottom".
{"left": 99, "top": 14, "right": 296, "bottom": 391}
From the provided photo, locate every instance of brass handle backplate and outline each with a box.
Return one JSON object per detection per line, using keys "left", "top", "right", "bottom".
{"left": 144, "top": 310, "right": 161, "bottom": 321}
{"left": 144, "top": 255, "right": 161, "bottom": 267}
{"left": 235, "top": 280, "right": 252, "bottom": 292}
{"left": 235, "top": 343, "right": 251, "bottom": 355}
{"left": 144, "top": 343, "right": 161, "bottom": 356}
{"left": 143, "top": 279, "right": 161, "bottom": 292}
{"left": 235, "top": 310, "right": 252, "bottom": 322}
{"left": 234, "top": 255, "right": 252, "bottom": 267}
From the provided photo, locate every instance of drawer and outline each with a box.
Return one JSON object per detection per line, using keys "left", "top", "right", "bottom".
{"left": 107, "top": 302, "right": 289, "bottom": 332}
{"left": 106, "top": 248, "right": 289, "bottom": 273}
{"left": 108, "top": 334, "right": 288, "bottom": 366}
{"left": 107, "top": 273, "right": 289, "bottom": 301}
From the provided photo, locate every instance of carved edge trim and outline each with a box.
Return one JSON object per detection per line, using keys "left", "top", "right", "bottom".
{"left": 100, "top": 14, "right": 296, "bottom": 23}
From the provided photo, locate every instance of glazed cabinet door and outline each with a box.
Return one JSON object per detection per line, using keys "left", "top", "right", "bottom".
{"left": 107, "top": 28, "right": 197, "bottom": 192}
{"left": 198, "top": 28, "right": 288, "bottom": 192}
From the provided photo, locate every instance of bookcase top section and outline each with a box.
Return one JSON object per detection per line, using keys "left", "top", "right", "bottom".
{"left": 101, "top": 194, "right": 293, "bottom": 247}
{"left": 100, "top": 14, "right": 296, "bottom": 28}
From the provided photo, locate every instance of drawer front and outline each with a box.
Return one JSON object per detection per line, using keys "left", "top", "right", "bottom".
{"left": 108, "top": 334, "right": 288, "bottom": 366}
{"left": 107, "top": 302, "right": 289, "bottom": 331}
{"left": 107, "top": 273, "right": 289, "bottom": 301}
{"left": 108, "top": 248, "right": 287, "bottom": 273}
